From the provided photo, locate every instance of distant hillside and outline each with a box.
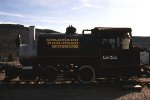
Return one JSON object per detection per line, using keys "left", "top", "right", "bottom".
{"left": 0, "top": 24, "right": 59, "bottom": 55}
{"left": 132, "top": 36, "right": 150, "bottom": 50}
{"left": 0, "top": 24, "right": 150, "bottom": 55}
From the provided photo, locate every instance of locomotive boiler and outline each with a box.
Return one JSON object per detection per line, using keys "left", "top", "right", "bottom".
{"left": 4, "top": 25, "right": 150, "bottom": 84}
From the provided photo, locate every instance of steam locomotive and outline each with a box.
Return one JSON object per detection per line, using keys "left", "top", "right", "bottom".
{"left": 3, "top": 26, "right": 150, "bottom": 84}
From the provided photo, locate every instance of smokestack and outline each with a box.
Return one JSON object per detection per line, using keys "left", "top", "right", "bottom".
{"left": 29, "top": 26, "right": 35, "bottom": 45}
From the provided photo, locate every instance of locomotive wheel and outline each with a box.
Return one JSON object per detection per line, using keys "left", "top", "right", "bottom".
{"left": 42, "top": 67, "right": 58, "bottom": 83}
{"left": 78, "top": 65, "right": 95, "bottom": 84}
{"left": 19, "top": 68, "right": 38, "bottom": 80}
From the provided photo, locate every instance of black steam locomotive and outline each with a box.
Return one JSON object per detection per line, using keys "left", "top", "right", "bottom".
{"left": 3, "top": 26, "right": 150, "bottom": 84}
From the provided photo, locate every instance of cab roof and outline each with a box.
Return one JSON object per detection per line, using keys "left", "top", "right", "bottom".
{"left": 91, "top": 27, "right": 132, "bottom": 38}
{"left": 92, "top": 27, "right": 132, "bottom": 33}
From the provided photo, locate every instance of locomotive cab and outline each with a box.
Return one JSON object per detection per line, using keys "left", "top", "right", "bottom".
{"left": 91, "top": 27, "right": 146, "bottom": 77}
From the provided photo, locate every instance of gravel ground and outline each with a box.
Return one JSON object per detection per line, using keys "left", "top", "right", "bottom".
{"left": 0, "top": 82, "right": 150, "bottom": 100}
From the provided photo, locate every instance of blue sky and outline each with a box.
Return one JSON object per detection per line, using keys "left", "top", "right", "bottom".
{"left": 0, "top": 0, "right": 150, "bottom": 36}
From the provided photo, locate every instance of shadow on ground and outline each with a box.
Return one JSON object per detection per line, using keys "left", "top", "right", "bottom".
{"left": 0, "top": 82, "right": 148, "bottom": 100}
